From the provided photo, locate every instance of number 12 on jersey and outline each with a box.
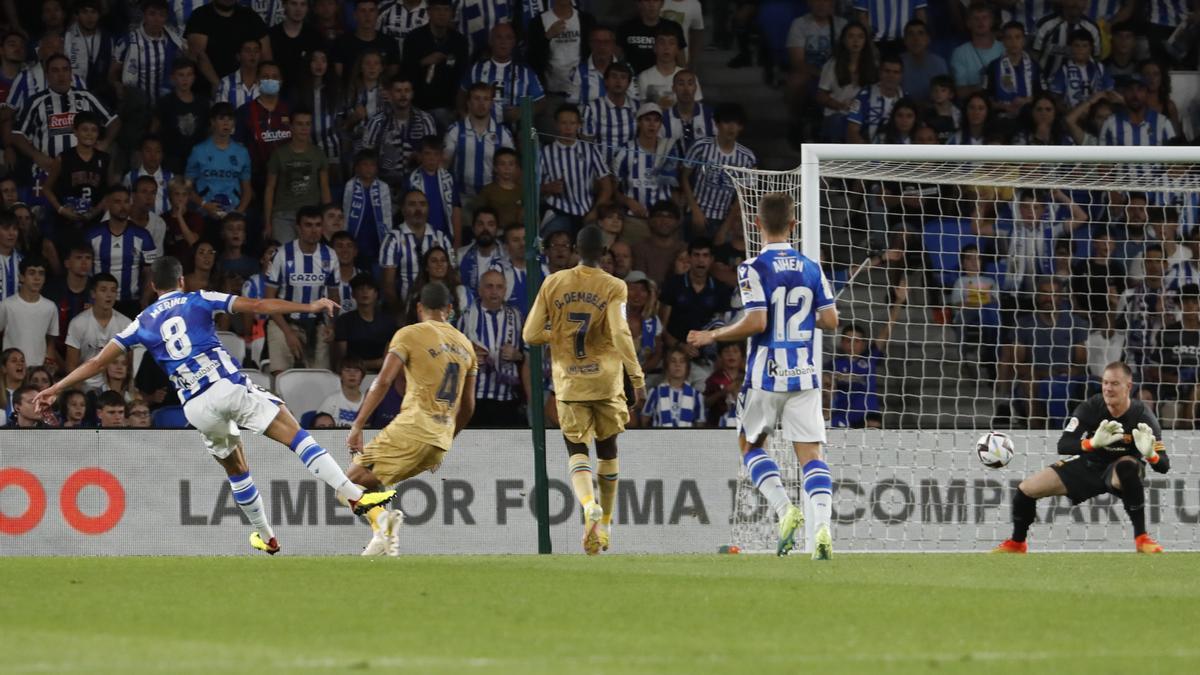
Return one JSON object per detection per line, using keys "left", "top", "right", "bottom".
{"left": 770, "top": 286, "right": 813, "bottom": 342}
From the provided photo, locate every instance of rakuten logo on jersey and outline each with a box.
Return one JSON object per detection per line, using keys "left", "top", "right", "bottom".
{"left": 260, "top": 129, "right": 292, "bottom": 143}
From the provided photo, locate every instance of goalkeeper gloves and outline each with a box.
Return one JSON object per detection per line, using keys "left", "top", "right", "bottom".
{"left": 1132, "top": 422, "right": 1171, "bottom": 473}
{"left": 1084, "top": 419, "right": 1124, "bottom": 450}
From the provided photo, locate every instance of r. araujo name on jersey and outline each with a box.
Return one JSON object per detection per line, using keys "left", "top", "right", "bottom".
{"left": 738, "top": 242, "right": 835, "bottom": 392}
{"left": 113, "top": 290, "right": 246, "bottom": 403}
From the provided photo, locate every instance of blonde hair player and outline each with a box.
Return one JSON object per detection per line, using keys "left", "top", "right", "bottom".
{"left": 524, "top": 225, "right": 646, "bottom": 555}
{"left": 993, "top": 361, "right": 1170, "bottom": 554}
{"left": 688, "top": 192, "right": 839, "bottom": 558}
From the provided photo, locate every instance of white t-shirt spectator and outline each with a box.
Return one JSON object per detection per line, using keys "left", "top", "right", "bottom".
{"left": 66, "top": 308, "right": 132, "bottom": 391}
{"left": 0, "top": 293, "right": 59, "bottom": 365}
{"left": 637, "top": 65, "right": 703, "bottom": 108}
{"left": 318, "top": 390, "right": 362, "bottom": 428}
{"left": 817, "top": 60, "right": 861, "bottom": 116}
{"left": 540, "top": 7, "right": 583, "bottom": 94}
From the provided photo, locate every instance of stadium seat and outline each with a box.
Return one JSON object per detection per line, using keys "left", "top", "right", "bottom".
{"left": 361, "top": 373, "right": 377, "bottom": 393}
{"left": 242, "top": 368, "right": 272, "bottom": 392}
{"left": 216, "top": 331, "right": 246, "bottom": 363}
{"left": 151, "top": 405, "right": 190, "bottom": 429}
{"left": 274, "top": 369, "right": 339, "bottom": 418}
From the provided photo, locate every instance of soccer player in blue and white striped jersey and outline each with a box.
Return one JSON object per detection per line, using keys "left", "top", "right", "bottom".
{"left": 457, "top": 269, "right": 524, "bottom": 425}
{"left": 264, "top": 206, "right": 340, "bottom": 374}
{"left": 682, "top": 102, "right": 757, "bottom": 236}
{"left": 36, "top": 254, "right": 396, "bottom": 555}
{"left": 378, "top": 0, "right": 429, "bottom": 54}
{"left": 380, "top": 189, "right": 457, "bottom": 310}
{"left": 86, "top": 186, "right": 160, "bottom": 316}
{"left": 539, "top": 103, "right": 612, "bottom": 232}
{"left": 113, "top": 0, "right": 186, "bottom": 103}
{"left": 1099, "top": 75, "right": 1176, "bottom": 147}
{"left": 444, "top": 82, "right": 515, "bottom": 199}
{"left": 461, "top": 23, "right": 545, "bottom": 126}
{"left": 581, "top": 62, "right": 638, "bottom": 164}
{"left": 688, "top": 191, "right": 840, "bottom": 559}
{"left": 612, "top": 102, "right": 679, "bottom": 220}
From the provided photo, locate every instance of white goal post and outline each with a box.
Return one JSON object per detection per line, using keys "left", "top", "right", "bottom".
{"left": 726, "top": 144, "right": 1200, "bottom": 553}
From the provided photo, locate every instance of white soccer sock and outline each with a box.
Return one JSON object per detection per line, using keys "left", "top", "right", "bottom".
{"left": 810, "top": 493, "right": 832, "bottom": 531}
{"left": 290, "top": 431, "right": 365, "bottom": 502}
{"left": 802, "top": 459, "right": 834, "bottom": 532}
{"left": 743, "top": 449, "right": 792, "bottom": 519}
{"left": 229, "top": 472, "right": 275, "bottom": 541}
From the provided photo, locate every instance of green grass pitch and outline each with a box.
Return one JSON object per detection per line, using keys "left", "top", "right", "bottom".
{"left": 2, "top": 554, "right": 1197, "bottom": 674}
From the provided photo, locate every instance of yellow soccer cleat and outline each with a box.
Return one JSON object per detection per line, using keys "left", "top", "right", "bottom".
{"left": 598, "top": 525, "right": 611, "bottom": 553}
{"left": 350, "top": 489, "right": 397, "bottom": 515}
{"left": 812, "top": 524, "right": 833, "bottom": 561}
{"left": 250, "top": 532, "right": 280, "bottom": 555}
{"left": 777, "top": 504, "right": 804, "bottom": 556}
{"left": 582, "top": 503, "right": 604, "bottom": 556}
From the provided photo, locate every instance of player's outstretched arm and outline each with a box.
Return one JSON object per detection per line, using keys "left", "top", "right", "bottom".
{"left": 33, "top": 340, "right": 126, "bottom": 414}
{"left": 346, "top": 351, "right": 404, "bottom": 453}
{"left": 232, "top": 296, "right": 340, "bottom": 318}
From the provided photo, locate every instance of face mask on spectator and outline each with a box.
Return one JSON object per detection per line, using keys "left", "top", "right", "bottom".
{"left": 260, "top": 79, "right": 281, "bottom": 96}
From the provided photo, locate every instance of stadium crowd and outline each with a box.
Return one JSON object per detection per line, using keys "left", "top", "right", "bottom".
{"left": 0, "top": 0, "right": 1197, "bottom": 431}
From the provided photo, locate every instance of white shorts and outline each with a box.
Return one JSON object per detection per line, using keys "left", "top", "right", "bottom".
{"left": 183, "top": 377, "right": 283, "bottom": 459}
{"left": 738, "top": 388, "right": 826, "bottom": 444}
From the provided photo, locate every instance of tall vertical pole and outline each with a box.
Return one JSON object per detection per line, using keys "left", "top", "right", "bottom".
{"left": 520, "top": 96, "right": 552, "bottom": 554}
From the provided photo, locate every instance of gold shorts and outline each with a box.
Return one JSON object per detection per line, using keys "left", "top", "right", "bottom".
{"left": 556, "top": 397, "right": 629, "bottom": 445}
{"left": 354, "top": 427, "right": 446, "bottom": 485}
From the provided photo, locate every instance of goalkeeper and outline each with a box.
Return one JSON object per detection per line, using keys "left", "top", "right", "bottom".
{"left": 994, "top": 361, "right": 1170, "bottom": 554}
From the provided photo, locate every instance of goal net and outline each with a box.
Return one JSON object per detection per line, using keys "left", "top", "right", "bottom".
{"left": 726, "top": 145, "right": 1200, "bottom": 553}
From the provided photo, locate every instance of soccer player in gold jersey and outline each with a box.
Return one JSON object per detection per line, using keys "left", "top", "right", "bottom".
{"left": 524, "top": 225, "right": 646, "bottom": 554}
{"left": 346, "top": 282, "right": 478, "bottom": 556}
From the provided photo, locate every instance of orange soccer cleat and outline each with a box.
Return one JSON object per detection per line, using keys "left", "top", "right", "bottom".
{"left": 1135, "top": 534, "right": 1164, "bottom": 554}
{"left": 991, "top": 539, "right": 1028, "bottom": 554}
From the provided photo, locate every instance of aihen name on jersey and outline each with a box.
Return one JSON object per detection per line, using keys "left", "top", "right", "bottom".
{"left": 552, "top": 290, "right": 607, "bottom": 312}
{"left": 771, "top": 257, "right": 807, "bottom": 273}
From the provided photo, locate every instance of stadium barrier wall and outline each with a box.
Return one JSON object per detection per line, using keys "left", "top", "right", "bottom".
{"left": 1, "top": 429, "right": 1197, "bottom": 554}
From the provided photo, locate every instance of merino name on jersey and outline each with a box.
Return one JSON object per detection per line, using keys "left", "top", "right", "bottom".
{"left": 739, "top": 243, "right": 836, "bottom": 393}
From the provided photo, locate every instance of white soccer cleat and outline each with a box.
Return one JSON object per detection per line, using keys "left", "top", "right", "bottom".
{"left": 385, "top": 510, "right": 405, "bottom": 557}
{"left": 361, "top": 529, "right": 388, "bottom": 557}
{"left": 582, "top": 502, "right": 604, "bottom": 555}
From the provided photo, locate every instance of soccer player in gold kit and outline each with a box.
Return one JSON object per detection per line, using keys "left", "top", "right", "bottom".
{"left": 346, "top": 282, "right": 478, "bottom": 555}
{"left": 524, "top": 225, "right": 646, "bottom": 554}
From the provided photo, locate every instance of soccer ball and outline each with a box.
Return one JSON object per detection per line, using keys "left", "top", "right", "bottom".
{"left": 976, "top": 432, "right": 1015, "bottom": 469}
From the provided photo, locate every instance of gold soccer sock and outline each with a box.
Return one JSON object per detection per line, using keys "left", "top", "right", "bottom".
{"left": 597, "top": 459, "right": 619, "bottom": 525}
{"left": 568, "top": 455, "right": 596, "bottom": 508}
